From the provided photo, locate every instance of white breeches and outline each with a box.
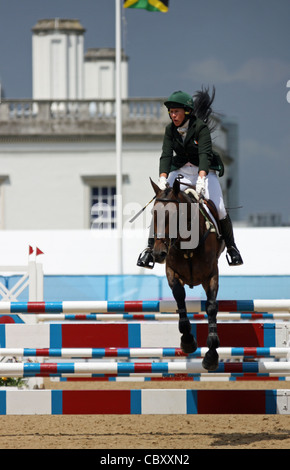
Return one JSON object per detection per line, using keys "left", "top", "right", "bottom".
{"left": 167, "top": 164, "right": 227, "bottom": 220}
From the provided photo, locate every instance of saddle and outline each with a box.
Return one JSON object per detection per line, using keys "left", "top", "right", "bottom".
{"left": 202, "top": 198, "right": 222, "bottom": 237}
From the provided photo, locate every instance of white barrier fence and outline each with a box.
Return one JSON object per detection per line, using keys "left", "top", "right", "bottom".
{"left": 0, "top": 246, "right": 43, "bottom": 302}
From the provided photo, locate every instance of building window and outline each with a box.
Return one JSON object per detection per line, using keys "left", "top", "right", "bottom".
{"left": 91, "top": 185, "right": 116, "bottom": 229}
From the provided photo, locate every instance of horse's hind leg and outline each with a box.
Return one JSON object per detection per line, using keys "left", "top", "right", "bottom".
{"left": 202, "top": 299, "right": 220, "bottom": 370}
{"left": 171, "top": 277, "right": 197, "bottom": 354}
{"left": 202, "top": 274, "right": 220, "bottom": 371}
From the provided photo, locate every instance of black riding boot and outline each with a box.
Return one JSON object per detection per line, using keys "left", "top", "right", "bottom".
{"left": 220, "top": 214, "right": 243, "bottom": 266}
{"left": 137, "top": 237, "right": 155, "bottom": 269}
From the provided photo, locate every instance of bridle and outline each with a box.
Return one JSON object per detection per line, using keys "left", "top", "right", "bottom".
{"left": 153, "top": 193, "right": 192, "bottom": 251}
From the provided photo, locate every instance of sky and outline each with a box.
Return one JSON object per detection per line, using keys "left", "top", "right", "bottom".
{"left": 0, "top": 0, "right": 289, "bottom": 224}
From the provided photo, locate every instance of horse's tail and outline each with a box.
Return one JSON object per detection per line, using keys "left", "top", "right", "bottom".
{"left": 193, "top": 86, "right": 216, "bottom": 129}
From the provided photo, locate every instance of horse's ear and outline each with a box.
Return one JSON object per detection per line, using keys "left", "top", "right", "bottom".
{"left": 150, "top": 177, "right": 161, "bottom": 195}
{"left": 173, "top": 178, "right": 180, "bottom": 196}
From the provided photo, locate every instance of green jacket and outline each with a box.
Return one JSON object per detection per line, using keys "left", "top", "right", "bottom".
{"left": 159, "top": 116, "right": 224, "bottom": 177}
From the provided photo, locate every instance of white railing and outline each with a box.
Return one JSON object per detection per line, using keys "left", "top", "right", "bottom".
{"left": 0, "top": 98, "right": 168, "bottom": 123}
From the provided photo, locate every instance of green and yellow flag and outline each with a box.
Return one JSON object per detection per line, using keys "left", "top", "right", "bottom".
{"left": 123, "top": 0, "right": 169, "bottom": 13}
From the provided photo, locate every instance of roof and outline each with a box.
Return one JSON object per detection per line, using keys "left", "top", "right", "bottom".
{"left": 85, "top": 48, "right": 128, "bottom": 62}
{"left": 32, "top": 19, "right": 86, "bottom": 34}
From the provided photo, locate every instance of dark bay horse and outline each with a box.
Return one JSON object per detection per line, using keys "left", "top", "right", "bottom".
{"left": 150, "top": 177, "right": 225, "bottom": 371}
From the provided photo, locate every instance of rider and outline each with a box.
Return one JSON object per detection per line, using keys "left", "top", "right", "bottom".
{"left": 137, "top": 89, "right": 243, "bottom": 269}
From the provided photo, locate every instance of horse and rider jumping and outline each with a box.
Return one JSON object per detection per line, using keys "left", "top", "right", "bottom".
{"left": 137, "top": 88, "right": 243, "bottom": 371}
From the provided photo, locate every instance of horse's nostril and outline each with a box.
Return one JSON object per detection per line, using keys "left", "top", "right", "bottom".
{"left": 153, "top": 248, "right": 167, "bottom": 261}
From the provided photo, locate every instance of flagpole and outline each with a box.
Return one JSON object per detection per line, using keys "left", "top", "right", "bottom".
{"left": 115, "top": 0, "right": 123, "bottom": 274}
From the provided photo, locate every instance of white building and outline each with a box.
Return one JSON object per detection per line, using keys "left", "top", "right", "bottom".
{"left": 32, "top": 19, "right": 129, "bottom": 102}
{"left": 0, "top": 18, "right": 240, "bottom": 275}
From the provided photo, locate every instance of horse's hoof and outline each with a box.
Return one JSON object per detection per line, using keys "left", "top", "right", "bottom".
{"left": 202, "top": 349, "right": 219, "bottom": 371}
{"left": 180, "top": 334, "right": 198, "bottom": 354}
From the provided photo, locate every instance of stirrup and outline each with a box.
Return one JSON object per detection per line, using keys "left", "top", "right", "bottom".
{"left": 226, "top": 246, "right": 243, "bottom": 266}
{"left": 137, "top": 248, "right": 155, "bottom": 269}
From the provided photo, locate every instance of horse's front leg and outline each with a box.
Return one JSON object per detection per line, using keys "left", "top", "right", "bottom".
{"left": 167, "top": 267, "right": 197, "bottom": 353}
{"left": 202, "top": 272, "right": 220, "bottom": 371}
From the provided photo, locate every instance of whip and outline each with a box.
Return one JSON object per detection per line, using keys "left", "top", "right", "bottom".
{"left": 129, "top": 195, "right": 156, "bottom": 223}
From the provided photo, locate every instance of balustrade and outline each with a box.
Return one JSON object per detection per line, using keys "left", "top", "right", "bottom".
{"left": 0, "top": 98, "right": 168, "bottom": 123}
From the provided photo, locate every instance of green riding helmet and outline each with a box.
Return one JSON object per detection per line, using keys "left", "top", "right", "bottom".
{"left": 164, "top": 91, "right": 194, "bottom": 111}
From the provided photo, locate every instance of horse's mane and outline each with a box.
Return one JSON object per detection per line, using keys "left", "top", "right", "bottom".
{"left": 193, "top": 86, "right": 217, "bottom": 132}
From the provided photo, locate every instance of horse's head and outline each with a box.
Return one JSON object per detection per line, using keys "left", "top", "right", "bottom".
{"left": 150, "top": 178, "right": 183, "bottom": 263}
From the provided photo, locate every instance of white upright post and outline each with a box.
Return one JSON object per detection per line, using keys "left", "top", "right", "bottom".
{"left": 36, "top": 261, "right": 44, "bottom": 301}
{"left": 115, "top": 0, "right": 123, "bottom": 274}
{"left": 28, "top": 260, "right": 37, "bottom": 301}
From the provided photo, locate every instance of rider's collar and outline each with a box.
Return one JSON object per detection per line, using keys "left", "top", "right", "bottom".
{"left": 176, "top": 119, "right": 190, "bottom": 140}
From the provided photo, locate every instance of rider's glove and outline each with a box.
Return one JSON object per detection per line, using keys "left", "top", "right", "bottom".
{"left": 157, "top": 176, "right": 167, "bottom": 190}
{"left": 196, "top": 176, "right": 206, "bottom": 198}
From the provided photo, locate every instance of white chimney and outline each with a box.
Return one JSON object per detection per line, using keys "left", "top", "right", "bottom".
{"left": 32, "top": 18, "right": 85, "bottom": 100}
{"left": 84, "top": 48, "right": 128, "bottom": 100}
